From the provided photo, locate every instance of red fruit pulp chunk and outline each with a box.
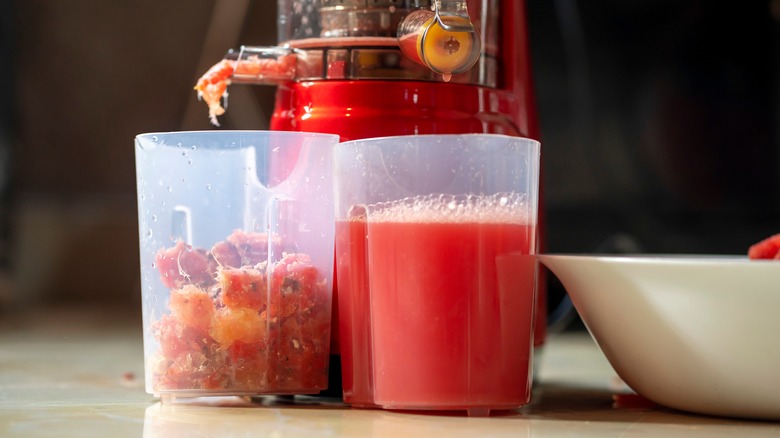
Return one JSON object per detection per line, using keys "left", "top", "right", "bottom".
{"left": 748, "top": 233, "right": 780, "bottom": 260}
{"left": 228, "top": 341, "right": 269, "bottom": 390}
{"left": 218, "top": 267, "right": 267, "bottom": 310}
{"left": 151, "top": 232, "right": 331, "bottom": 393}
{"left": 209, "top": 307, "right": 268, "bottom": 346}
{"left": 155, "top": 314, "right": 214, "bottom": 360}
{"left": 227, "top": 229, "right": 279, "bottom": 266}
{"left": 155, "top": 241, "right": 215, "bottom": 289}
{"left": 211, "top": 240, "right": 242, "bottom": 268}
{"left": 168, "top": 285, "right": 216, "bottom": 330}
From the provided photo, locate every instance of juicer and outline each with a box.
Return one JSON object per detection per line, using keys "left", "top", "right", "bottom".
{"left": 195, "top": 0, "right": 546, "bottom": 396}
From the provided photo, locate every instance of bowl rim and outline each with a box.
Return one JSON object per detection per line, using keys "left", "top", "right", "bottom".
{"left": 536, "top": 253, "right": 775, "bottom": 266}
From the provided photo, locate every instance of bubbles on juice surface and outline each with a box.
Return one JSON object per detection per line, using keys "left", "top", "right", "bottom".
{"left": 365, "top": 193, "right": 533, "bottom": 225}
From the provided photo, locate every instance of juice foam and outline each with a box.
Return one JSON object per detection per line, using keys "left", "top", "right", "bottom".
{"left": 363, "top": 192, "right": 535, "bottom": 225}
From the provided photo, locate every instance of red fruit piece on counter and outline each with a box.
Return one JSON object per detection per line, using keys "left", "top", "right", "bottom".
{"left": 748, "top": 233, "right": 780, "bottom": 260}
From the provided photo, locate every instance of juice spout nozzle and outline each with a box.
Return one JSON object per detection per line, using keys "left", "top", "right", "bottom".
{"left": 228, "top": 46, "right": 299, "bottom": 84}
{"left": 397, "top": 0, "right": 481, "bottom": 82}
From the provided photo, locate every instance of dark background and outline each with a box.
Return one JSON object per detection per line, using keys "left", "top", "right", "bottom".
{"left": 0, "top": 1, "right": 778, "bottom": 328}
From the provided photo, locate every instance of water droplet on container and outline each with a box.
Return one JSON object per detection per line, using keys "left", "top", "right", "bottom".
{"left": 152, "top": 215, "right": 158, "bottom": 222}
{"left": 191, "top": 145, "right": 197, "bottom": 151}
{"left": 499, "top": 196, "right": 508, "bottom": 206}
{"left": 146, "top": 229, "right": 153, "bottom": 238}
{"left": 151, "top": 136, "right": 158, "bottom": 142}
{"left": 206, "top": 184, "right": 212, "bottom": 191}
{"left": 181, "top": 151, "right": 188, "bottom": 157}
{"left": 167, "top": 185, "right": 173, "bottom": 192}
{"left": 187, "top": 159, "right": 193, "bottom": 165}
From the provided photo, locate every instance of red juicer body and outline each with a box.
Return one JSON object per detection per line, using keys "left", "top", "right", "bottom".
{"left": 269, "top": 0, "right": 547, "bottom": 352}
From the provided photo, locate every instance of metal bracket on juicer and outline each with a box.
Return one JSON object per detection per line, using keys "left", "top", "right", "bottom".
{"left": 432, "top": 0, "right": 476, "bottom": 33}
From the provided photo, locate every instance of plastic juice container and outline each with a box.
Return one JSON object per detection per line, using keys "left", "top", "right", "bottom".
{"left": 334, "top": 134, "right": 541, "bottom": 416}
{"left": 135, "top": 130, "right": 339, "bottom": 402}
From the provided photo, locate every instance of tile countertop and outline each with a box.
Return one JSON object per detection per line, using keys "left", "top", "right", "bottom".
{"left": 0, "top": 309, "right": 778, "bottom": 438}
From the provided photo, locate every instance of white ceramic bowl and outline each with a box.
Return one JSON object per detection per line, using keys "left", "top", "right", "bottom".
{"left": 539, "top": 254, "right": 780, "bottom": 420}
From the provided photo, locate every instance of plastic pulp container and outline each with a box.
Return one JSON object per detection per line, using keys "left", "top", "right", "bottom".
{"left": 135, "top": 131, "right": 339, "bottom": 402}
{"left": 334, "top": 134, "right": 541, "bottom": 416}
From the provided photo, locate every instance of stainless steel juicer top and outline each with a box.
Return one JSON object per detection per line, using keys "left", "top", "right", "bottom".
{"left": 281, "top": 0, "right": 433, "bottom": 41}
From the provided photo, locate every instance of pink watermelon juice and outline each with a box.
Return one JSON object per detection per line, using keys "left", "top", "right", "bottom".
{"left": 336, "top": 194, "right": 537, "bottom": 413}
{"left": 335, "top": 212, "right": 376, "bottom": 407}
